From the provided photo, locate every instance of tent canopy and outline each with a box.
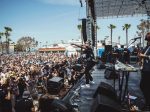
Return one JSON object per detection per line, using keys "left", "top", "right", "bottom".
{"left": 89, "top": 0, "right": 150, "bottom": 19}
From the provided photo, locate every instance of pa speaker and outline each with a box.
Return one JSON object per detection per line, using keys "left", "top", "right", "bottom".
{"left": 93, "top": 82, "right": 118, "bottom": 102}
{"left": 91, "top": 94, "right": 122, "bottom": 112}
{"left": 82, "top": 19, "right": 87, "bottom": 43}
{"left": 92, "top": 23, "right": 95, "bottom": 46}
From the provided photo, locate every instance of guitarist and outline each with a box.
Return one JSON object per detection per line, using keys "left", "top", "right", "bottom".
{"left": 139, "top": 32, "right": 150, "bottom": 111}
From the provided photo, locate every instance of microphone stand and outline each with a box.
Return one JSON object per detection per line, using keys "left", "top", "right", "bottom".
{"left": 127, "top": 39, "right": 137, "bottom": 49}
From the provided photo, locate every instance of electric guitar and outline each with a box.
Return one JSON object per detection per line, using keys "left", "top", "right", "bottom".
{"left": 139, "top": 46, "right": 150, "bottom": 69}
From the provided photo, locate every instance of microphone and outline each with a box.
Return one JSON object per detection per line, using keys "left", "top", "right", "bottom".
{"left": 131, "top": 37, "right": 141, "bottom": 40}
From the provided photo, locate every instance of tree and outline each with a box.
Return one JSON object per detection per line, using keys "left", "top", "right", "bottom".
{"left": 137, "top": 19, "right": 150, "bottom": 47}
{"left": 0, "top": 32, "right": 4, "bottom": 53}
{"left": 122, "top": 24, "right": 131, "bottom": 47}
{"left": 108, "top": 24, "right": 116, "bottom": 45}
{"left": 4, "top": 27, "right": 12, "bottom": 54}
{"left": 17, "top": 36, "right": 38, "bottom": 52}
{"left": 14, "top": 43, "right": 24, "bottom": 52}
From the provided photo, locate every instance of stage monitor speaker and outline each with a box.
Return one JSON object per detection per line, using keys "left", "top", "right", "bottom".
{"left": 91, "top": 94, "right": 122, "bottom": 112}
{"left": 104, "top": 67, "right": 118, "bottom": 79}
{"left": 82, "top": 19, "right": 87, "bottom": 43}
{"left": 93, "top": 82, "right": 118, "bottom": 102}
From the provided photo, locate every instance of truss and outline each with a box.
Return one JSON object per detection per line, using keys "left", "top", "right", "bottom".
{"left": 92, "top": 0, "right": 150, "bottom": 19}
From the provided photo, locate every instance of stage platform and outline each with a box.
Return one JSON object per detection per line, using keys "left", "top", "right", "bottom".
{"left": 63, "top": 64, "right": 145, "bottom": 112}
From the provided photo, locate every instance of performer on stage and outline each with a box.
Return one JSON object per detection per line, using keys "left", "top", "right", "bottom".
{"left": 71, "top": 41, "right": 95, "bottom": 88}
{"left": 139, "top": 32, "right": 150, "bottom": 111}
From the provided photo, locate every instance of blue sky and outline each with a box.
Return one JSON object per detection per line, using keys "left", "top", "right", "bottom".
{"left": 0, "top": 0, "right": 148, "bottom": 46}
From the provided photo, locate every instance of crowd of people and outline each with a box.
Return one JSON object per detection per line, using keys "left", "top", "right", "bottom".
{"left": 0, "top": 39, "right": 97, "bottom": 112}
{"left": 0, "top": 52, "right": 86, "bottom": 112}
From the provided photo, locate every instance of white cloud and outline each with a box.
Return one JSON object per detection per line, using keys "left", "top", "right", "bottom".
{"left": 37, "top": 0, "right": 80, "bottom": 6}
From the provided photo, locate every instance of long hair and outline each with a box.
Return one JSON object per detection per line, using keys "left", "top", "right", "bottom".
{"left": 145, "top": 32, "right": 150, "bottom": 41}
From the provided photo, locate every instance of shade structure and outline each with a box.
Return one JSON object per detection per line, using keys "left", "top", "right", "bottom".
{"left": 88, "top": 0, "right": 150, "bottom": 19}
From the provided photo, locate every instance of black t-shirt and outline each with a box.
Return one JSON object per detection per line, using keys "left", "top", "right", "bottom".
{"left": 82, "top": 47, "right": 94, "bottom": 61}
{"left": 114, "top": 49, "right": 120, "bottom": 58}
{"left": 39, "top": 95, "right": 54, "bottom": 112}
{"left": 0, "top": 86, "right": 5, "bottom": 107}
{"left": 1, "top": 84, "right": 12, "bottom": 112}
{"left": 15, "top": 98, "right": 33, "bottom": 112}
{"left": 123, "top": 48, "right": 130, "bottom": 59}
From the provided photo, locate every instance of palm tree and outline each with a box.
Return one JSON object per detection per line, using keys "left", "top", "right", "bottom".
{"left": 4, "top": 27, "right": 12, "bottom": 54}
{"left": 0, "top": 32, "right": 4, "bottom": 53}
{"left": 123, "top": 24, "right": 131, "bottom": 47}
{"left": 108, "top": 24, "right": 116, "bottom": 45}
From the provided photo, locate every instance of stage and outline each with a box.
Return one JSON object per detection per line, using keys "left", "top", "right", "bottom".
{"left": 63, "top": 64, "right": 144, "bottom": 112}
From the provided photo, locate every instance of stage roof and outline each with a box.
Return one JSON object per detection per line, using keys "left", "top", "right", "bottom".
{"left": 91, "top": 0, "right": 150, "bottom": 19}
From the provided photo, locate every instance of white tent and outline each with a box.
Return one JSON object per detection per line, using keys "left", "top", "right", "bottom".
{"left": 65, "top": 45, "right": 77, "bottom": 57}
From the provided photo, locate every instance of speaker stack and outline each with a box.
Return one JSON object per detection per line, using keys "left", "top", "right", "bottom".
{"left": 82, "top": 19, "right": 87, "bottom": 43}
{"left": 47, "top": 76, "right": 64, "bottom": 94}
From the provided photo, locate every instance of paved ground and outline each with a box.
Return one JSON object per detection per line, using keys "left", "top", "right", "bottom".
{"left": 66, "top": 64, "right": 145, "bottom": 112}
